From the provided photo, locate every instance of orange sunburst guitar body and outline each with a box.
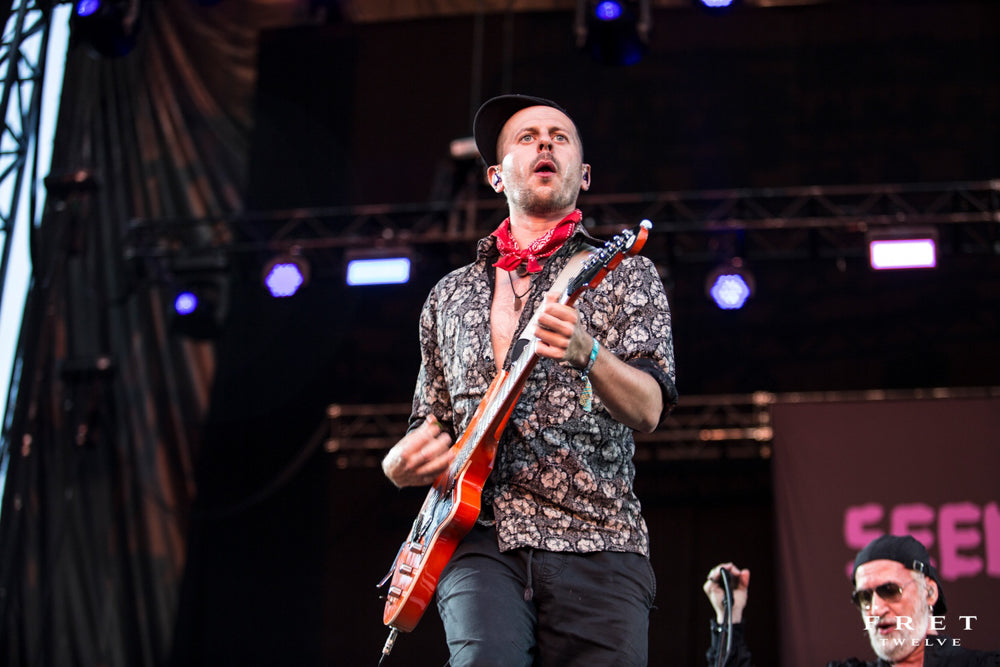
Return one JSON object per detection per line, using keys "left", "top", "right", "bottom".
{"left": 378, "top": 221, "right": 651, "bottom": 648}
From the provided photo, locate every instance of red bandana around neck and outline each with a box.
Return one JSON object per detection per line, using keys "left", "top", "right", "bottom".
{"left": 491, "top": 209, "right": 582, "bottom": 273}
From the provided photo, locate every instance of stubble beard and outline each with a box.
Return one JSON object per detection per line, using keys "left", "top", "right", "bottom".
{"left": 507, "top": 177, "right": 580, "bottom": 217}
{"left": 868, "top": 603, "right": 931, "bottom": 663}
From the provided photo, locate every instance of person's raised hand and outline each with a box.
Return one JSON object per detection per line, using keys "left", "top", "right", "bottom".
{"left": 703, "top": 562, "right": 751, "bottom": 624}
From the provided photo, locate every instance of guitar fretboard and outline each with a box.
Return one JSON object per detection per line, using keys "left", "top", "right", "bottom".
{"left": 446, "top": 338, "right": 537, "bottom": 485}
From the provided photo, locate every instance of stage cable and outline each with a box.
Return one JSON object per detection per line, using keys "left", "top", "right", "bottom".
{"left": 715, "top": 569, "right": 735, "bottom": 667}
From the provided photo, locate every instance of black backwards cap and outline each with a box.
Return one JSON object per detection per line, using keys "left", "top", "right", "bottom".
{"left": 852, "top": 534, "right": 947, "bottom": 615}
{"left": 473, "top": 94, "right": 571, "bottom": 166}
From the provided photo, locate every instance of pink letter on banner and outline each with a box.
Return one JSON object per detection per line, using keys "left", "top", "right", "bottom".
{"left": 844, "top": 503, "right": 885, "bottom": 577}
{"left": 983, "top": 502, "right": 1000, "bottom": 577}
{"left": 890, "top": 503, "right": 935, "bottom": 551}
{"left": 938, "top": 503, "right": 982, "bottom": 580}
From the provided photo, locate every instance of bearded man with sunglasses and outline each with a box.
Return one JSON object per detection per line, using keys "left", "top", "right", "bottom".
{"left": 703, "top": 535, "right": 999, "bottom": 666}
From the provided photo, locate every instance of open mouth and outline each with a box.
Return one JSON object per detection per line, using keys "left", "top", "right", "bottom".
{"left": 876, "top": 620, "right": 896, "bottom": 635}
{"left": 533, "top": 159, "right": 557, "bottom": 175}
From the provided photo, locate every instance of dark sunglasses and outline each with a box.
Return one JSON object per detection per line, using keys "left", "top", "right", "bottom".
{"left": 851, "top": 581, "right": 910, "bottom": 609}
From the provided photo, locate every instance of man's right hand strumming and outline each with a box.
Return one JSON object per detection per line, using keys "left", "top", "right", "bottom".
{"left": 381, "top": 415, "right": 454, "bottom": 488}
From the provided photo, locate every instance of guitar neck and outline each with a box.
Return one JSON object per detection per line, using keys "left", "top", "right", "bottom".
{"left": 443, "top": 219, "right": 650, "bottom": 483}
{"left": 447, "top": 341, "right": 538, "bottom": 477}
{"left": 446, "top": 247, "right": 596, "bottom": 479}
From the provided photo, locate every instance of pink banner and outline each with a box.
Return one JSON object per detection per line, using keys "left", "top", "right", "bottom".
{"left": 772, "top": 396, "right": 1000, "bottom": 666}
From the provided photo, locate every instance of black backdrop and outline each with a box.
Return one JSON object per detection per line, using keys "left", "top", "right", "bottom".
{"left": 171, "top": 3, "right": 1000, "bottom": 665}
{"left": 248, "top": 3, "right": 1000, "bottom": 209}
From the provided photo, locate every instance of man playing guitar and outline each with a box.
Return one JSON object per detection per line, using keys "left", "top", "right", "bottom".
{"left": 381, "top": 94, "right": 677, "bottom": 666}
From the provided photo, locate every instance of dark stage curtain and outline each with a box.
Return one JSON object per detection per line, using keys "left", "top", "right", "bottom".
{"left": 0, "top": 2, "right": 301, "bottom": 665}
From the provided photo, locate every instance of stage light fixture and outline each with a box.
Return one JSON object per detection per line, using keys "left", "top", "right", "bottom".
{"left": 165, "top": 254, "right": 229, "bottom": 339}
{"left": 70, "top": 0, "right": 142, "bottom": 58}
{"left": 576, "top": 0, "right": 650, "bottom": 66}
{"left": 170, "top": 283, "right": 221, "bottom": 339}
{"left": 174, "top": 290, "right": 199, "bottom": 316}
{"left": 346, "top": 252, "right": 411, "bottom": 287}
{"left": 76, "top": 0, "right": 101, "bottom": 17}
{"left": 696, "top": 0, "right": 739, "bottom": 14}
{"left": 867, "top": 228, "right": 938, "bottom": 270}
{"left": 262, "top": 250, "right": 311, "bottom": 298}
{"left": 595, "top": 1, "right": 623, "bottom": 20}
{"left": 705, "top": 258, "right": 755, "bottom": 310}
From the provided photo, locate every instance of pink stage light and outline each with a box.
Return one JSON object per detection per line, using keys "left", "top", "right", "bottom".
{"left": 869, "top": 238, "right": 937, "bottom": 270}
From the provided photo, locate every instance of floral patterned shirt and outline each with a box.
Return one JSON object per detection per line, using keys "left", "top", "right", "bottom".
{"left": 408, "top": 223, "right": 677, "bottom": 556}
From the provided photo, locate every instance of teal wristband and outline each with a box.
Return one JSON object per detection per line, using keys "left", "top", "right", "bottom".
{"left": 580, "top": 338, "right": 599, "bottom": 378}
{"left": 578, "top": 338, "right": 599, "bottom": 413}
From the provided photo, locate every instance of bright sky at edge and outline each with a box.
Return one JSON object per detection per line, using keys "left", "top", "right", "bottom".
{"left": 0, "top": 4, "right": 71, "bottom": 505}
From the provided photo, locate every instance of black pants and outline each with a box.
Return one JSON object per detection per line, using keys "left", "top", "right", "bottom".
{"left": 436, "top": 523, "right": 656, "bottom": 667}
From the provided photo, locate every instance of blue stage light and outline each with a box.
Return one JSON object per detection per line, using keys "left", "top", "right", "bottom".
{"left": 174, "top": 291, "right": 198, "bottom": 316}
{"left": 581, "top": 0, "right": 647, "bottom": 66}
{"left": 262, "top": 252, "right": 310, "bottom": 298}
{"left": 170, "top": 280, "right": 224, "bottom": 339}
{"left": 709, "top": 273, "right": 751, "bottom": 310}
{"left": 75, "top": 0, "right": 101, "bottom": 17}
{"left": 594, "top": 1, "right": 623, "bottom": 21}
{"left": 70, "top": 0, "right": 142, "bottom": 58}
{"left": 705, "top": 258, "right": 755, "bottom": 310}
{"left": 346, "top": 257, "right": 411, "bottom": 286}
{"left": 264, "top": 262, "right": 305, "bottom": 297}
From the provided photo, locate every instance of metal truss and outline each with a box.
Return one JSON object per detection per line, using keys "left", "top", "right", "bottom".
{"left": 125, "top": 180, "right": 1000, "bottom": 274}
{"left": 632, "top": 392, "right": 774, "bottom": 462}
{"left": 322, "top": 395, "right": 775, "bottom": 469}
{"left": 0, "top": 0, "right": 53, "bottom": 312}
{"left": 324, "top": 386, "right": 1000, "bottom": 468}
{"left": 131, "top": 181, "right": 1000, "bottom": 467}
{"left": 325, "top": 402, "right": 413, "bottom": 469}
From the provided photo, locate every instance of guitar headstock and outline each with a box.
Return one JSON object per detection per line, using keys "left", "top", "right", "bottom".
{"left": 565, "top": 220, "right": 652, "bottom": 298}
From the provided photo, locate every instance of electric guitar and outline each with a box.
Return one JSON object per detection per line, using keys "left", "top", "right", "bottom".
{"left": 377, "top": 221, "right": 652, "bottom": 658}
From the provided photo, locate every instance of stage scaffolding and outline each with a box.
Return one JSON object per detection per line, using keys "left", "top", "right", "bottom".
{"left": 0, "top": 0, "right": 53, "bottom": 312}
{"left": 324, "top": 386, "right": 1000, "bottom": 468}
{"left": 124, "top": 180, "right": 1000, "bottom": 269}
{"left": 124, "top": 181, "right": 1000, "bottom": 465}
